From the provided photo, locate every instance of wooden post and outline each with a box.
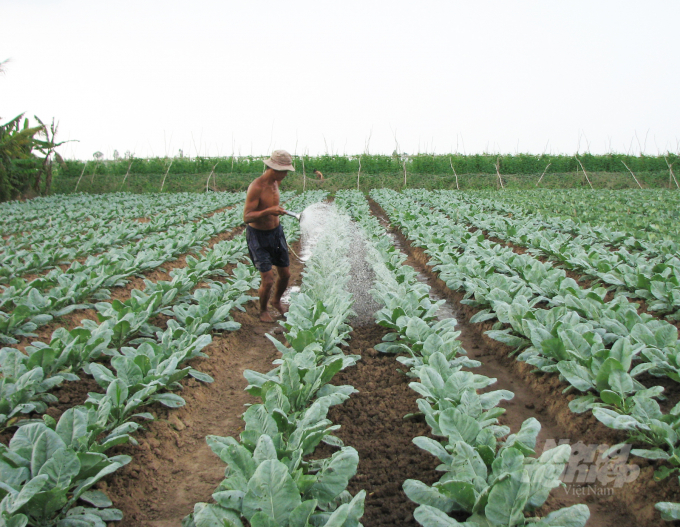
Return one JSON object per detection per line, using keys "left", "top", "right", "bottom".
{"left": 74, "top": 161, "right": 88, "bottom": 192}
{"left": 119, "top": 160, "right": 134, "bottom": 191}
{"left": 621, "top": 160, "right": 643, "bottom": 189}
{"left": 357, "top": 156, "right": 362, "bottom": 190}
{"left": 665, "top": 156, "right": 679, "bottom": 189}
{"left": 536, "top": 163, "right": 551, "bottom": 187}
{"left": 205, "top": 162, "right": 219, "bottom": 192}
{"left": 449, "top": 157, "right": 459, "bottom": 190}
{"left": 402, "top": 156, "right": 407, "bottom": 188}
{"left": 495, "top": 156, "right": 505, "bottom": 189}
{"left": 574, "top": 156, "right": 594, "bottom": 189}
{"left": 159, "top": 159, "right": 174, "bottom": 192}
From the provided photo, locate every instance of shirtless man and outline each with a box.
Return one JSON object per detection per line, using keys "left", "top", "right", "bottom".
{"left": 243, "top": 150, "right": 294, "bottom": 322}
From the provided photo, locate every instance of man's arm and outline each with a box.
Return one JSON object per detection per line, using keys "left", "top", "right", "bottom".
{"left": 243, "top": 183, "right": 285, "bottom": 224}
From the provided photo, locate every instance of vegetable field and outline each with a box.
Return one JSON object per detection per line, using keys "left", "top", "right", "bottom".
{"left": 1, "top": 188, "right": 679, "bottom": 527}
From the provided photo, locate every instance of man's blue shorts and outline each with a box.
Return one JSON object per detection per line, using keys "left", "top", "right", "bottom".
{"left": 245, "top": 224, "right": 290, "bottom": 273}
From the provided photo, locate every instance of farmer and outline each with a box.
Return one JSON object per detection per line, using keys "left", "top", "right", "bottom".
{"left": 243, "top": 150, "right": 294, "bottom": 322}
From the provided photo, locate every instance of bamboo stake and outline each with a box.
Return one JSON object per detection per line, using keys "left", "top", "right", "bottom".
{"left": 621, "top": 160, "right": 643, "bottom": 189}
{"left": 119, "top": 160, "right": 134, "bottom": 191}
{"left": 205, "top": 162, "right": 219, "bottom": 192}
{"left": 89, "top": 161, "right": 100, "bottom": 185}
{"left": 449, "top": 157, "right": 459, "bottom": 190}
{"left": 402, "top": 156, "right": 407, "bottom": 188}
{"left": 536, "top": 162, "right": 552, "bottom": 187}
{"left": 574, "top": 156, "right": 594, "bottom": 189}
{"left": 74, "top": 162, "right": 88, "bottom": 192}
{"left": 159, "top": 159, "right": 174, "bottom": 192}
{"left": 665, "top": 156, "right": 679, "bottom": 189}
{"left": 357, "top": 157, "right": 362, "bottom": 190}
{"left": 495, "top": 157, "right": 505, "bottom": 189}
{"left": 301, "top": 156, "right": 306, "bottom": 192}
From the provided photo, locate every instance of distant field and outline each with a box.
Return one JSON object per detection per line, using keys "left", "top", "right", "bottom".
{"left": 50, "top": 152, "right": 680, "bottom": 194}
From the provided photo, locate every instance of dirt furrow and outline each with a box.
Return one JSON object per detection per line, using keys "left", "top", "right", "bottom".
{"left": 326, "top": 325, "right": 444, "bottom": 527}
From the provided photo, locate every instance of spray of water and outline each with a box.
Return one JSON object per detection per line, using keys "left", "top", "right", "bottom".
{"left": 281, "top": 202, "right": 380, "bottom": 326}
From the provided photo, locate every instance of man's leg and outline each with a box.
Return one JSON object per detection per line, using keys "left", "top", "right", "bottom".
{"left": 258, "top": 269, "right": 275, "bottom": 322}
{"left": 270, "top": 265, "right": 290, "bottom": 316}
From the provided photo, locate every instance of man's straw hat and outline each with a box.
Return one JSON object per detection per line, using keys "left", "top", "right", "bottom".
{"left": 263, "top": 150, "right": 295, "bottom": 172}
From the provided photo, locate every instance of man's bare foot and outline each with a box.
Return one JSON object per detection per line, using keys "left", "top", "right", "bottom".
{"left": 259, "top": 311, "right": 275, "bottom": 322}
{"left": 271, "top": 301, "right": 289, "bottom": 317}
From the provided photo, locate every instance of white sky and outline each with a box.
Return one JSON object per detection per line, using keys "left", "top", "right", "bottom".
{"left": 2, "top": 0, "right": 679, "bottom": 160}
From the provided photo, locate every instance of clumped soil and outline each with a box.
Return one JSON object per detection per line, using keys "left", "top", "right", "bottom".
{"left": 327, "top": 325, "right": 444, "bottom": 527}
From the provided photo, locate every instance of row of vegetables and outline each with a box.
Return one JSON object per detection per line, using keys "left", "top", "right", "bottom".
{"left": 416, "top": 190, "right": 680, "bottom": 320}
{"left": 466, "top": 190, "right": 680, "bottom": 244}
{"left": 183, "top": 197, "right": 369, "bottom": 527}
{"left": 0, "top": 190, "right": 325, "bottom": 526}
{"left": 455, "top": 192, "right": 680, "bottom": 257}
{"left": 331, "top": 190, "right": 590, "bottom": 527}
{"left": 0, "top": 192, "right": 249, "bottom": 281}
{"left": 372, "top": 188, "right": 680, "bottom": 521}
{"left": 0, "top": 189, "right": 316, "bottom": 432}
{"left": 3, "top": 186, "right": 675, "bottom": 526}
{"left": 0, "top": 204, "right": 249, "bottom": 345}
{"left": 0, "top": 192, "right": 224, "bottom": 238}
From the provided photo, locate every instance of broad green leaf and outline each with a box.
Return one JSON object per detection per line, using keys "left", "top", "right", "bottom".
{"left": 656, "top": 502, "right": 680, "bottom": 521}
{"left": 37, "top": 447, "right": 80, "bottom": 489}
{"left": 403, "top": 480, "right": 455, "bottom": 513}
{"left": 485, "top": 471, "right": 530, "bottom": 526}
{"left": 413, "top": 505, "right": 467, "bottom": 526}
{"left": 192, "top": 503, "right": 244, "bottom": 527}
{"left": 534, "top": 504, "right": 590, "bottom": 526}
{"left": 306, "top": 448, "right": 359, "bottom": 504}
{"left": 241, "top": 459, "right": 301, "bottom": 524}
{"left": 30, "top": 428, "right": 67, "bottom": 478}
